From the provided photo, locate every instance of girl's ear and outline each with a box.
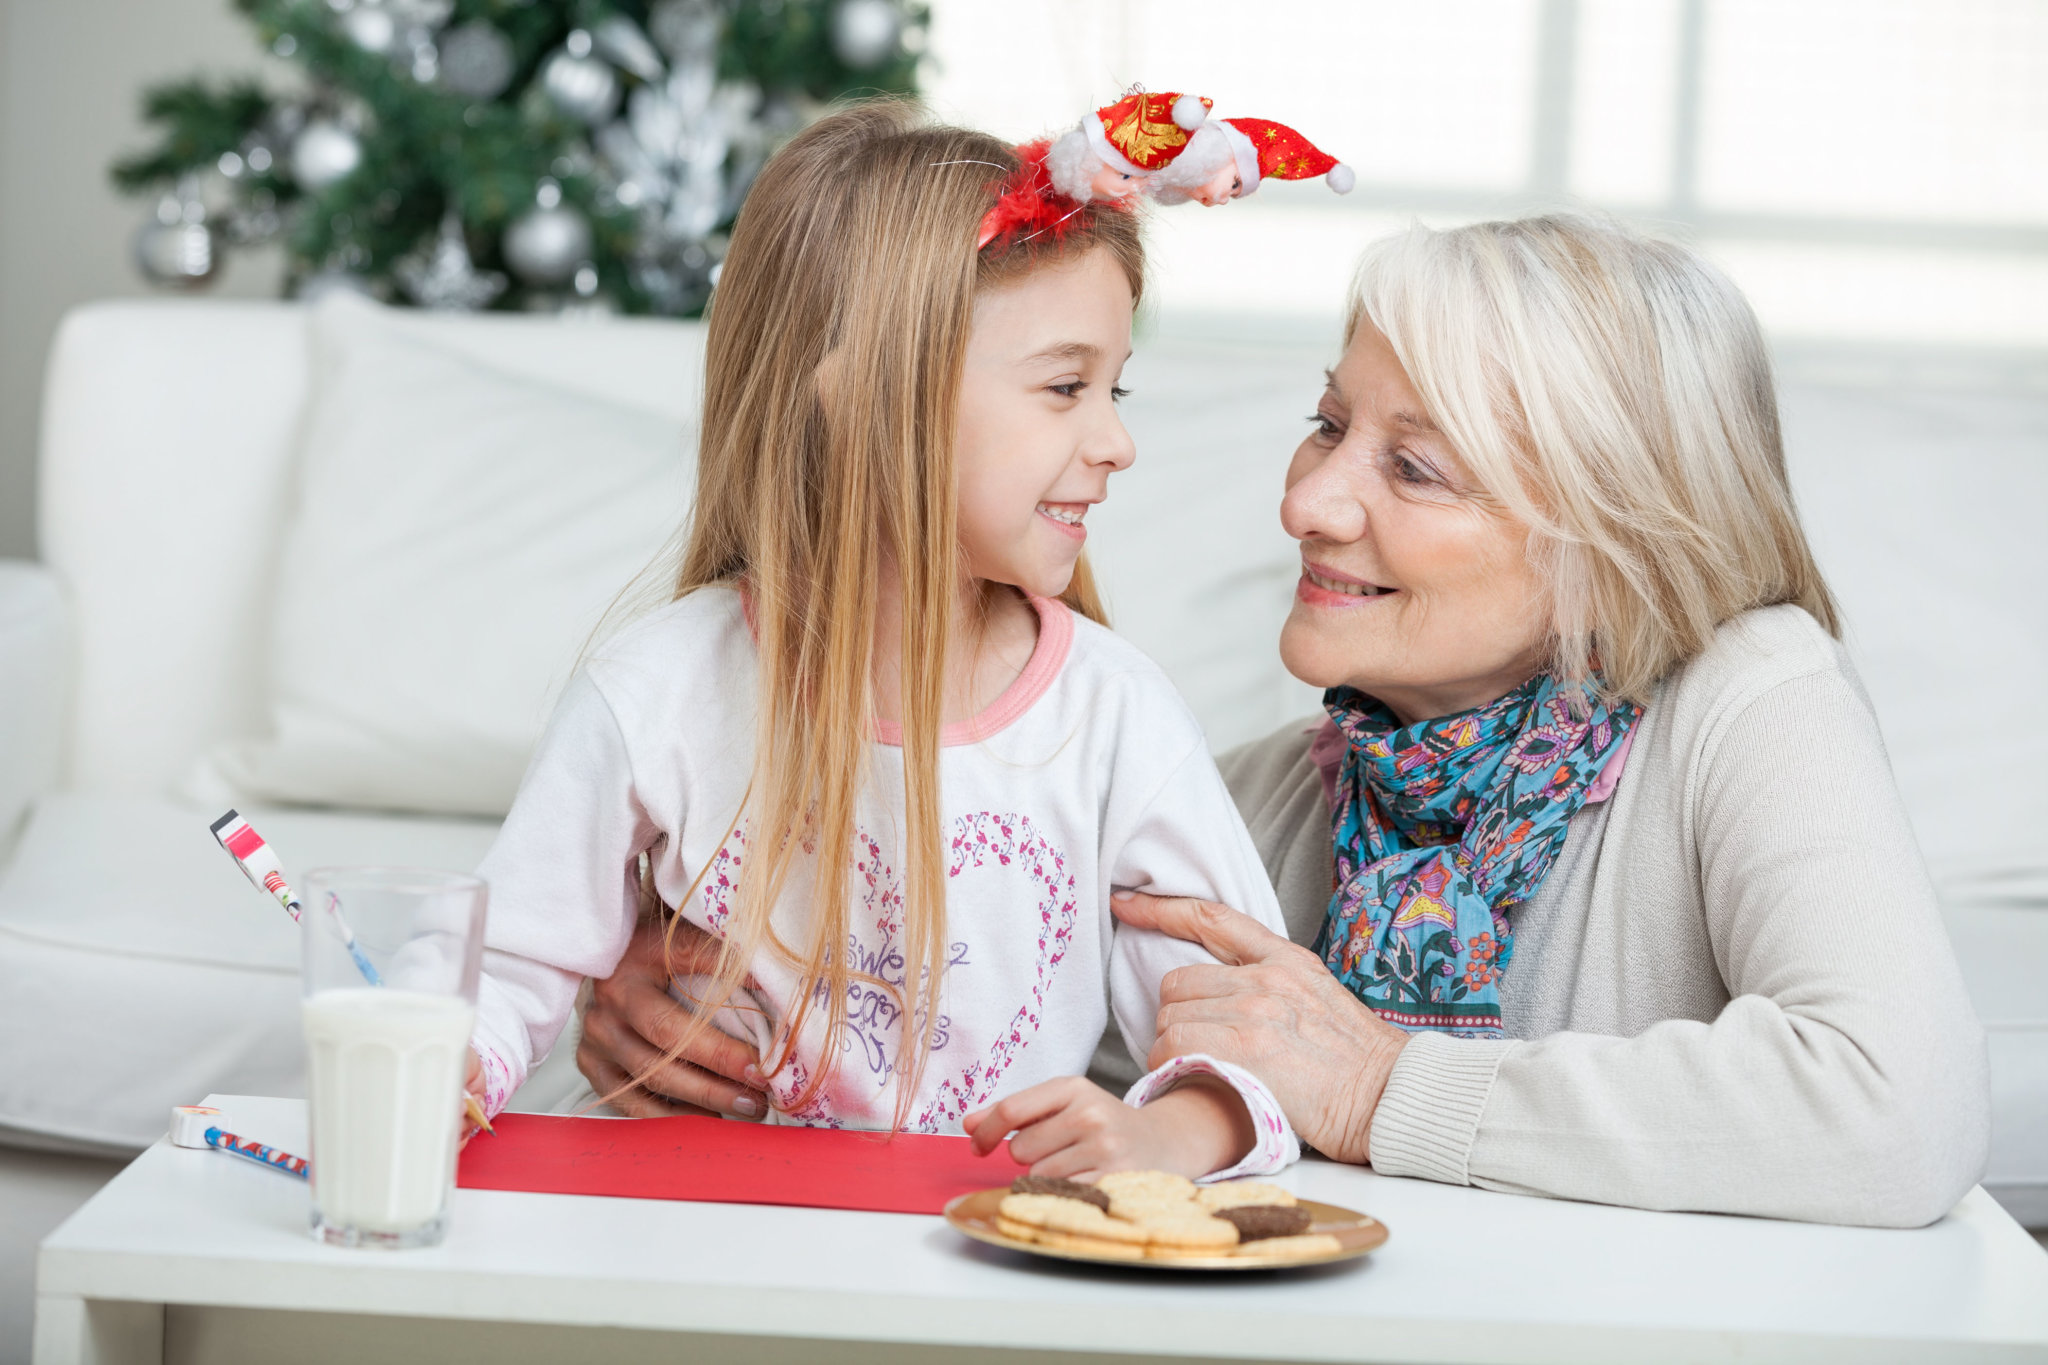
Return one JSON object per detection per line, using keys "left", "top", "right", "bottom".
{"left": 812, "top": 345, "right": 848, "bottom": 420}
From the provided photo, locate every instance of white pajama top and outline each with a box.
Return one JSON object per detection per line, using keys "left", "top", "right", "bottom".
{"left": 470, "top": 586, "right": 1298, "bottom": 1176}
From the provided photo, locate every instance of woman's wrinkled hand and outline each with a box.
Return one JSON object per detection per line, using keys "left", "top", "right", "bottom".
{"left": 1112, "top": 890, "right": 1409, "bottom": 1166}
{"left": 576, "top": 915, "right": 770, "bottom": 1120}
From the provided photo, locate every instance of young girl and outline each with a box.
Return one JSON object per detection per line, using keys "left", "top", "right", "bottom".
{"left": 466, "top": 102, "right": 1297, "bottom": 1181}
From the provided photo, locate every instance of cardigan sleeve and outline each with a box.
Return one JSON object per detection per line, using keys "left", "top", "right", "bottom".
{"left": 1368, "top": 668, "right": 1992, "bottom": 1227}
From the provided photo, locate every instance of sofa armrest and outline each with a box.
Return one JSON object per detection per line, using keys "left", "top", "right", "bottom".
{"left": 0, "top": 561, "right": 68, "bottom": 851}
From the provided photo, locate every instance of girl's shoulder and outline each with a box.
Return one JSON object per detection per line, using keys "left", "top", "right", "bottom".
{"left": 580, "top": 584, "right": 752, "bottom": 700}
{"left": 1048, "top": 604, "right": 1209, "bottom": 751}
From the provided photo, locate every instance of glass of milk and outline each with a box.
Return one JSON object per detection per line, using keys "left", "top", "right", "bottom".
{"left": 300, "top": 867, "right": 486, "bottom": 1249}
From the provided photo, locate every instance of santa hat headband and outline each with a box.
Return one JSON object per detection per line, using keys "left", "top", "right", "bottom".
{"left": 974, "top": 139, "right": 1121, "bottom": 252}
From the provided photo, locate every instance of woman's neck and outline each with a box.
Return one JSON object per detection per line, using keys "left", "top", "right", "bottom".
{"left": 872, "top": 561, "right": 1040, "bottom": 729}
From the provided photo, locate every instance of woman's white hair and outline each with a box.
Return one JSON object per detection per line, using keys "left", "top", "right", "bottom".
{"left": 1348, "top": 213, "right": 1839, "bottom": 703}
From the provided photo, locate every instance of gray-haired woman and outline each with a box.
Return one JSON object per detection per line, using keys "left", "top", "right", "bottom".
{"left": 574, "top": 214, "right": 1990, "bottom": 1228}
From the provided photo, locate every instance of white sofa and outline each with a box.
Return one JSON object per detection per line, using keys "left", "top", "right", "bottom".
{"left": 4, "top": 301, "right": 2043, "bottom": 1228}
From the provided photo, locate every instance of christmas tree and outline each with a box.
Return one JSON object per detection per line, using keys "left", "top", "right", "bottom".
{"left": 113, "top": 0, "right": 927, "bottom": 315}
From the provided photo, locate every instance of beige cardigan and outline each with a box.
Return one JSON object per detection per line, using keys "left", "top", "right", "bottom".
{"left": 1214, "top": 605, "right": 1990, "bottom": 1228}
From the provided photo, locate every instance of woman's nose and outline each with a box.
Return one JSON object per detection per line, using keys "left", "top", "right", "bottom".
{"left": 1281, "top": 448, "right": 1368, "bottom": 544}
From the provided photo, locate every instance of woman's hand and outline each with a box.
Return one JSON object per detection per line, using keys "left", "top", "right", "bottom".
{"left": 576, "top": 916, "right": 770, "bottom": 1120}
{"left": 1112, "top": 890, "right": 1410, "bottom": 1165}
{"left": 962, "top": 1075, "right": 1254, "bottom": 1181}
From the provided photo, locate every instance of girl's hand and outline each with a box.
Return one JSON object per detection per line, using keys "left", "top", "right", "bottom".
{"left": 458, "top": 1047, "right": 486, "bottom": 1150}
{"left": 1111, "top": 890, "right": 1409, "bottom": 1166}
{"left": 577, "top": 915, "right": 770, "bottom": 1120}
{"left": 962, "top": 1075, "right": 1254, "bottom": 1181}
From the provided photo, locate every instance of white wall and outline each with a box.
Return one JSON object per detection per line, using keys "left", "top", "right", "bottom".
{"left": 0, "top": 0, "right": 283, "bottom": 560}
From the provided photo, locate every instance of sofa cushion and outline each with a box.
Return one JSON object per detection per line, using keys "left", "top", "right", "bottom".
{"left": 0, "top": 794, "right": 496, "bottom": 1148}
{"left": 188, "top": 296, "right": 696, "bottom": 818}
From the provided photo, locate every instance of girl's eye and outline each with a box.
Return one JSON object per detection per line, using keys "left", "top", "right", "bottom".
{"left": 1111, "top": 385, "right": 1130, "bottom": 402}
{"left": 1305, "top": 412, "right": 1342, "bottom": 442}
{"left": 1050, "top": 381, "right": 1084, "bottom": 398}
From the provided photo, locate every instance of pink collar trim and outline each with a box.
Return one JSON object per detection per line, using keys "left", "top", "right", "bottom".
{"left": 872, "top": 594, "right": 1073, "bottom": 748}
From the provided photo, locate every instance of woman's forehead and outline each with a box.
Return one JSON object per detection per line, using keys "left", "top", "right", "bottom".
{"left": 1329, "top": 326, "right": 1438, "bottom": 431}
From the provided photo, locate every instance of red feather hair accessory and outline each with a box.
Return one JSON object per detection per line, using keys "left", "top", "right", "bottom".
{"left": 976, "top": 138, "right": 1116, "bottom": 252}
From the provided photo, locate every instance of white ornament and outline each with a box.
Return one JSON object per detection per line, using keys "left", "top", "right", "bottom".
{"left": 542, "top": 33, "right": 621, "bottom": 124}
{"left": 292, "top": 121, "right": 363, "bottom": 190}
{"left": 1326, "top": 163, "right": 1356, "bottom": 194}
{"left": 830, "top": 0, "right": 901, "bottom": 70}
{"left": 341, "top": 5, "right": 397, "bottom": 53}
{"left": 503, "top": 194, "right": 593, "bottom": 285}
{"left": 649, "top": 0, "right": 720, "bottom": 64}
{"left": 593, "top": 15, "right": 666, "bottom": 82}
{"left": 395, "top": 212, "right": 507, "bottom": 311}
{"left": 1171, "top": 94, "right": 1208, "bottom": 130}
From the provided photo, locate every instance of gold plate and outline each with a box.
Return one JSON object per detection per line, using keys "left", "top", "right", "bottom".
{"left": 943, "top": 1188, "right": 1388, "bottom": 1271}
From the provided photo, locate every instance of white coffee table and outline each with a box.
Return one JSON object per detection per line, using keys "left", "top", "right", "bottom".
{"left": 34, "top": 1094, "right": 2048, "bottom": 1365}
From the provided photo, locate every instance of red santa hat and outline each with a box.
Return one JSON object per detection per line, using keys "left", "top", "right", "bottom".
{"left": 1082, "top": 89, "right": 1213, "bottom": 176}
{"left": 1216, "top": 117, "right": 1355, "bottom": 195}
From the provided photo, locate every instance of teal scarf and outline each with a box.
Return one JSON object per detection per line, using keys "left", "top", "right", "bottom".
{"left": 1315, "top": 674, "right": 1640, "bottom": 1037}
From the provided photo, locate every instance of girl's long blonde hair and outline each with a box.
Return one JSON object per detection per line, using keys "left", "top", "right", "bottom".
{"left": 621, "top": 101, "right": 1142, "bottom": 1129}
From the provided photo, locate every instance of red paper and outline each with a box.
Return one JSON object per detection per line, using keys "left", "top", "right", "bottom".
{"left": 458, "top": 1113, "right": 1021, "bottom": 1215}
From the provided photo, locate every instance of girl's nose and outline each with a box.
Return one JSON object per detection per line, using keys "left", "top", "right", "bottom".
{"left": 1086, "top": 407, "right": 1138, "bottom": 472}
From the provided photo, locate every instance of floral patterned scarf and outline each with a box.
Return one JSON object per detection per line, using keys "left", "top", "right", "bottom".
{"left": 1315, "top": 673, "right": 1640, "bottom": 1037}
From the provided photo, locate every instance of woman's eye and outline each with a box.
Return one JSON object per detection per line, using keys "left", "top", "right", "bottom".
{"left": 1305, "top": 412, "right": 1342, "bottom": 442}
{"left": 1391, "top": 451, "right": 1437, "bottom": 485}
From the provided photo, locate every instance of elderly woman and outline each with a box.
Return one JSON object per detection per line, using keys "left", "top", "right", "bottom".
{"left": 573, "top": 214, "right": 1990, "bottom": 1228}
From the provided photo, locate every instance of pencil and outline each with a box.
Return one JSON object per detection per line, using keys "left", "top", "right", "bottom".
{"left": 465, "top": 1092, "right": 495, "bottom": 1136}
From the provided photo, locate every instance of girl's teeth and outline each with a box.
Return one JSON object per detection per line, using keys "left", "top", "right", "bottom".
{"left": 1038, "top": 503, "right": 1084, "bottom": 526}
{"left": 1308, "top": 568, "right": 1391, "bottom": 597}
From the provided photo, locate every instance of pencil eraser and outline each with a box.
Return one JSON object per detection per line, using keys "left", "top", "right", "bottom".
{"left": 171, "top": 1105, "right": 223, "bottom": 1148}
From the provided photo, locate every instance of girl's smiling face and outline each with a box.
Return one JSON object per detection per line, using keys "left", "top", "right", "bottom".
{"left": 955, "top": 247, "right": 1137, "bottom": 599}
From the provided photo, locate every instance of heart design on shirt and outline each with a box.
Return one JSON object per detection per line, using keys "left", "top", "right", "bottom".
{"left": 696, "top": 811, "right": 1079, "bottom": 1132}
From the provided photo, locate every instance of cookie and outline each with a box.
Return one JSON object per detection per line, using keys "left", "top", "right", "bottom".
{"left": 1195, "top": 1180, "right": 1298, "bottom": 1211}
{"left": 1031, "top": 1228, "right": 1148, "bottom": 1261}
{"left": 1096, "top": 1170, "right": 1198, "bottom": 1205}
{"left": 1231, "top": 1233, "right": 1343, "bottom": 1258}
{"left": 997, "top": 1192, "right": 1148, "bottom": 1244}
{"left": 1009, "top": 1174, "right": 1110, "bottom": 1211}
{"left": 1106, "top": 1193, "right": 1197, "bottom": 1224}
{"left": 1128, "top": 1212, "right": 1239, "bottom": 1251}
{"left": 1215, "top": 1204, "right": 1313, "bottom": 1241}
{"left": 995, "top": 1216, "right": 1042, "bottom": 1243}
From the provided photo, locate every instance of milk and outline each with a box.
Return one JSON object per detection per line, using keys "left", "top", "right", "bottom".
{"left": 302, "top": 987, "right": 475, "bottom": 1240}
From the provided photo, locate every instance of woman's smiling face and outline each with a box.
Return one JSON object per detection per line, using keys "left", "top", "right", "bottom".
{"left": 1278, "top": 321, "right": 1551, "bottom": 726}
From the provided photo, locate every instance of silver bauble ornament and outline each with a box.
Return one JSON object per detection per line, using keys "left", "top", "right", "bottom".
{"left": 133, "top": 202, "right": 219, "bottom": 287}
{"left": 542, "top": 31, "right": 620, "bottom": 124}
{"left": 830, "top": 0, "right": 901, "bottom": 69}
{"left": 437, "top": 21, "right": 516, "bottom": 98}
{"left": 292, "top": 121, "right": 363, "bottom": 190}
{"left": 503, "top": 195, "right": 594, "bottom": 286}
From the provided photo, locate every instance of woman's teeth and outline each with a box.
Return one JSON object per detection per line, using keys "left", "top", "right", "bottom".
{"left": 1306, "top": 566, "right": 1393, "bottom": 597}
{"left": 1037, "top": 503, "right": 1085, "bottom": 526}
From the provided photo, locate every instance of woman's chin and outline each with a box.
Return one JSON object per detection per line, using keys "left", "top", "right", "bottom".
{"left": 1279, "top": 612, "right": 1366, "bottom": 691}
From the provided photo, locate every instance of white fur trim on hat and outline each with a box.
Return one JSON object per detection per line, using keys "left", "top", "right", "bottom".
{"left": 1044, "top": 128, "right": 1100, "bottom": 202}
{"left": 1327, "top": 162, "right": 1356, "bottom": 194}
{"left": 1171, "top": 94, "right": 1208, "bottom": 131}
{"left": 1215, "top": 120, "right": 1262, "bottom": 195}
{"left": 1081, "top": 117, "right": 1149, "bottom": 179}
